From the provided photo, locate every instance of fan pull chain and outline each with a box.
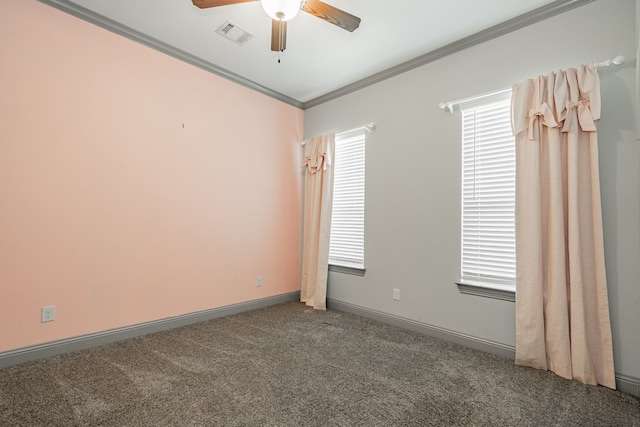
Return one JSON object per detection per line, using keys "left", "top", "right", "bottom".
{"left": 277, "top": 18, "right": 284, "bottom": 63}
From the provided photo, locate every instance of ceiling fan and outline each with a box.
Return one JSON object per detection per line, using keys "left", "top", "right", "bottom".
{"left": 192, "top": 0, "right": 361, "bottom": 52}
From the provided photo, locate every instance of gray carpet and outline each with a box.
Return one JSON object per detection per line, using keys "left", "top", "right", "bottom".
{"left": 0, "top": 302, "right": 638, "bottom": 426}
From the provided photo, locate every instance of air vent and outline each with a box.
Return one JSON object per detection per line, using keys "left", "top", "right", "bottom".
{"left": 215, "top": 20, "right": 254, "bottom": 46}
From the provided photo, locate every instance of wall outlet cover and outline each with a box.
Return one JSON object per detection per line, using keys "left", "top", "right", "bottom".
{"left": 41, "top": 306, "right": 55, "bottom": 323}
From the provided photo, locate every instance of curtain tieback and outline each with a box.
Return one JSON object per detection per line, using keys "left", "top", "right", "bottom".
{"left": 527, "top": 103, "right": 558, "bottom": 140}
{"left": 562, "top": 99, "right": 596, "bottom": 133}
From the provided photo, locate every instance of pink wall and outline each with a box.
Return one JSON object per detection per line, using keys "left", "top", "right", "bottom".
{"left": 0, "top": 0, "right": 303, "bottom": 352}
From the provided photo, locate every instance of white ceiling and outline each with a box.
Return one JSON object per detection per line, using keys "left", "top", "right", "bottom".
{"left": 49, "top": 0, "right": 579, "bottom": 107}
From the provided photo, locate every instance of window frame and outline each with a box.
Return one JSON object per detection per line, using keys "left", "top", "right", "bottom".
{"left": 457, "top": 91, "right": 516, "bottom": 301}
{"left": 328, "top": 128, "right": 366, "bottom": 276}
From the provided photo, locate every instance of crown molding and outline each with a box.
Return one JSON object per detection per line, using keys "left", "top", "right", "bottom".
{"left": 37, "top": 0, "right": 593, "bottom": 110}
{"left": 36, "top": 0, "right": 304, "bottom": 109}
{"left": 303, "top": 0, "right": 595, "bottom": 109}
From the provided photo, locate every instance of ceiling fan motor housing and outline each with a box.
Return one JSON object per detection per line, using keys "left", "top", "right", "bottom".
{"left": 261, "top": 0, "right": 301, "bottom": 21}
{"left": 192, "top": 0, "right": 361, "bottom": 53}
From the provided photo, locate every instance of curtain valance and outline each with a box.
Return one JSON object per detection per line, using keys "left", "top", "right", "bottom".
{"left": 511, "top": 64, "right": 601, "bottom": 141}
{"left": 303, "top": 134, "right": 334, "bottom": 175}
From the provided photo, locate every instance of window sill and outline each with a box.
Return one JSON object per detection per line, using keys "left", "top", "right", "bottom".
{"left": 456, "top": 281, "right": 515, "bottom": 302}
{"left": 329, "top": 265, "right": 366, "bottom": 276}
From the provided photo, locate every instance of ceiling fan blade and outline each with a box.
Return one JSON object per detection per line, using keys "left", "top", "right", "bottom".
{"left": 271, "top": 19, "right": 287, "bottom": 52}
{"left": 191, "top": 0, "right": 256, "bottom": 9}
{"left": 302, "top": 0, "right": 361, "bottom": 32}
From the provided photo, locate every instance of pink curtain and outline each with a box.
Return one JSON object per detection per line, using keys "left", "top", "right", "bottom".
{"left": 511, "top": 64, "right": 616, "bottom": 389}
{"left": 300, "top": 134, "right": 335, "bottom": 310}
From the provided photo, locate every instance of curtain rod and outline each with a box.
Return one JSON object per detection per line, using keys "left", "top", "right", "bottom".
{"left": 438, "top": 55, "right": 626, "bottom": 114}
{"left": 301, "top": 122, "right": 376, "bottom": 145}
{"left": 594, "top": 55, "right": 625, "bottom": 69}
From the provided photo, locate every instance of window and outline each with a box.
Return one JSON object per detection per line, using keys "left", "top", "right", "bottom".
{"left": 460, "top": 94, "right": 515, "bottom": 295}
{"left": 329, "top": 128, "right": 366, "bottom": 273}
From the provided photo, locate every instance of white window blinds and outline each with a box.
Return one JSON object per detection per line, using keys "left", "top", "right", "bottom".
{"left": 461, "top": 97, "right": 515, "bottom": 289}
{"left": 329, "top": 129, "right": 366, "bottom": 269}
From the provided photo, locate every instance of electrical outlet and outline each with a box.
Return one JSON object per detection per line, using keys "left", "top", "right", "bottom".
{"left": 256, "top": 276, "right": 263, "bottom": 287}
{"left": 41, "top": 306, "right": 55, "bottom": 323}
{"left": 393, "top": 288, "right": 400, "bottom": 301}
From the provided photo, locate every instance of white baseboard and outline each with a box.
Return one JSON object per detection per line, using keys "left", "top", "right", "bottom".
{"left": 0, "top": 291, "right": 300, "bottom": 370}
{"left": 327, "top": 298, "right": 639, "bottom": 398}
{"left": 2, "top": 293, "right": 636, "bottom": 398}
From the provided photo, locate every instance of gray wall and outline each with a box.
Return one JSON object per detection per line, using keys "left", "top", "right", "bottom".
{"left": 304, "top": 0, "right": 639, "bottom": 382}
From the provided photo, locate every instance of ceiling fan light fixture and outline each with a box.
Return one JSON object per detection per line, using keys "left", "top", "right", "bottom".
{"left": 261, "top": 0, "right": 301, "bottom": 21}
